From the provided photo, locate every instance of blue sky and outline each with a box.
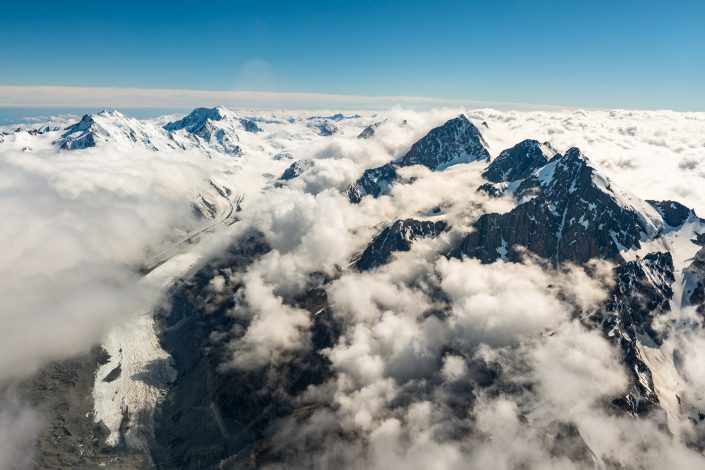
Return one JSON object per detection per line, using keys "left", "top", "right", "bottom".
{"left": 1, "top": 0, "right": 703, "bottom": 110}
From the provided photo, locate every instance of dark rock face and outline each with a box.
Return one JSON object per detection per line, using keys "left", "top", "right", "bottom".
{"left": 398, "top": 114, "right": 490, "bottom": 169}
{"left": 346, "top": 162, "right": 398, "bottom": 203}
{"left": 608, "top": 252, "right": 674, "bottom": 344}
{"left": 482, "top": 139, "right": 557, "bottom": 183}
{"left": 240, "top": 118, "right": 262, "bottom": 133}
{"left": 686, "top": 247, "right": 705, "bottom": 315}
{"left": 453, "top": 148, "right": 661, "bottom": 265}
{"left": 151, "top": 233, "right": 270, "bottom": 469}
{"left": 347, "top": 114, "right": 489, "bottom": 203}
{"left": 597, "top": 252, "right": 674, "bottom": 415}
{"left": 477, "top": 182, "right": 508, "bottom": 198}
{"left": 54, "top": 114, "right": 104, "bottom": 149}
{"left": 273, "top": 151, "right": 293, "bottom": 161}
{"left": 647, "top": 200, "right": 699, "bottom": 228}
{"left": 55, "top": 115, "right": 98, "bottom": 149}
{"left": 357, "top": 120, "right": 385, "bottom": 139}
{"left": 279, "top": 160, "right": 315, "bottom": 181}
{"left": 308, "top": 121, "right": 338, "bottom": 136}
{"left": 164, "top": 107, "right": 229, "bottom": 133}
{"left": 356, "top": 219, "right": 448, "bottom": 271}
{"left": 151, "top": 232, "right": 341, "bottom": 469}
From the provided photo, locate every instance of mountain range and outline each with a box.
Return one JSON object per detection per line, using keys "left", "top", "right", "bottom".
{"left": 4, "top": 106, "right": 705, "bottom": 469}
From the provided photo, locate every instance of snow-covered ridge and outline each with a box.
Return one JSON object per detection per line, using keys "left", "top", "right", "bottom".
{"left": 46, "top": 106, "right": 266, "bottom": 155}
{"left": 54, "top": 110, "right": 179, "bottom": 151}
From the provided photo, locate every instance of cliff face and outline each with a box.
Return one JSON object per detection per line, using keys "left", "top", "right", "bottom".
{"left": 453, "top": 148, "right": 662, "bottom": 265}
{"left": 355, "top": 219, "right": 448, "bottom": 271}
{"left": 348, "top": 114, "right": 490, "bottom": 203}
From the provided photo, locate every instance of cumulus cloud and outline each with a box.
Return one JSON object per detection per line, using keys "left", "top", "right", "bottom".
{"left": 438, "top": 257, "right": 567, "bottom": 347}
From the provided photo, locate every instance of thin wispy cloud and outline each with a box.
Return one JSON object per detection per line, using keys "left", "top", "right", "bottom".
{"left": 0, "top": 85, "right": 573, "bottom": 111}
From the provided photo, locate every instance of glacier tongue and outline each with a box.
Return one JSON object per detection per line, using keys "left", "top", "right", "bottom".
{"left": 92, "top": 251, "right": 201, "bottom": 450}
{"left": 91, "top": 179, "right": 238, "bottom": 453}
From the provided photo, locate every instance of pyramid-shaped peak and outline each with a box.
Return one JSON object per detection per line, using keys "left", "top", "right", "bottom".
{"left": 65, "top": 110, "right": 127, "bottom": 131}
{"left": 562, "top": 147, "right": 590, "bottom": 163}
{"left": 483, "top": 139, "right": 558, "bottom": 183}
{"left": 164, "top": 106, "right": 237, "bottom": 132}
{"left": 397, "top": 114, "right": 490, "bottom": 169}
{"left": 55, "top": 110, "right": 168, "bottom": 151}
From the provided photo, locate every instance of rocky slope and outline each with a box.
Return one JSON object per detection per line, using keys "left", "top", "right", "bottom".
{"left": 453, "top": 148, "right": 663, "bottom": 265}
{"left": 355, "top": 219, "right": 447, "bottom": 271}
{"left": 347, "top": 114, "right": 490, "bottom": 202}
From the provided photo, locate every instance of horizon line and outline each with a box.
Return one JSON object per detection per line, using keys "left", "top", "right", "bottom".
{"left": 0, "top": 85, "right": 596, "bottom": 113}
{"left": 0, "top": 85, "right": 701, "bottom": 114}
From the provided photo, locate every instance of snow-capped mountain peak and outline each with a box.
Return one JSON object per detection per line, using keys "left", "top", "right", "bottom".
{"left": 458, "top": 146, "right": 666, "bottom": 265}
{"left": 164, "top": 106, "right": 235, "bottom": 132}
{"left": 164, "top": 106, "right": 243, "bottom": 155}
{"left": 54, "top": 110, "right": 175, "bottom": 151}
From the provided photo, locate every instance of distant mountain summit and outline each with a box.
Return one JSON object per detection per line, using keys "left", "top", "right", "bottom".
{"left": 54, "top": 106, "right": 263, "bottom": 155}
{"left": 348, "top": 114, "right": 489, "bottom": 202}
{"left": 54, "top": 110, "right": 175, "bottom": 151}
{"left": 307, "top": 120, "right": 339, "bottom": 136}
{"left": 164, "top": 106, "right": 244, "bottom": 155}
{"left": 278, "top": 159, "right": 315, "bottom": 181}
{"left": 357, "top": 120, "right": 385, "bottom": 139}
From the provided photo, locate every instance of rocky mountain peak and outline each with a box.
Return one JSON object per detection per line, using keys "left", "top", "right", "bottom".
{"left": 647, "top": 200, "right": 701, "bottom": 228}
{"left": 355, "top": 218, "right": 448, "bottom": 271}
{"left": 347, "top": 114, "right": 490, "bottom": 203}
{"left": 483, "top": 139, "right": 558, "bottom": 184}
{"left": 279, "top": 159, "right": 315, "bottom": 181}
{"left": 357, "top": 120, "right": 386, "bottom": 139}
{"left": 455, "top": 147, "right": 663, "bottom": 265}
{"left": 164, "top": 106, "right": 234, "bottom": 132}
{"left": 398, "top": 114, "right": 490, "bottom": 170}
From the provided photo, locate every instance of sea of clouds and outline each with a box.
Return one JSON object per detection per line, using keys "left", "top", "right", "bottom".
{"left": 1, "top": 106, "right": 704, "bottom": 468}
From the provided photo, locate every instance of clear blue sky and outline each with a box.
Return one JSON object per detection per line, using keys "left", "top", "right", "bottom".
{"left": 1, "top": 0, "right": 703, "bottom": 110}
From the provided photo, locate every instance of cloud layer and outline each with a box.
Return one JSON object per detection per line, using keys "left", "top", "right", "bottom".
{"left": 1, "top": 105, "right": 704, "bottom": 468}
